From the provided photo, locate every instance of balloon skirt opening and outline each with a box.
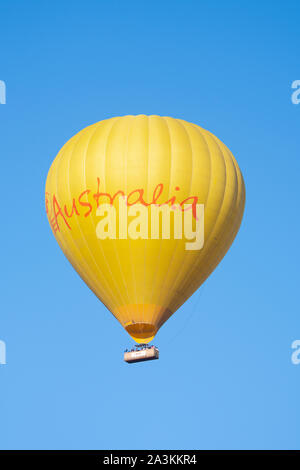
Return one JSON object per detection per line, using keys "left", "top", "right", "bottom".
{"left": 125, "top": 323, "right": 157, "bottom": 343}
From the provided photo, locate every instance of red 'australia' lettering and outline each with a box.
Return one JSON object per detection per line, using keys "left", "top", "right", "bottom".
{"left": 52, "top": 195, "right": 71, "bottom": 231}
{"left": 46, "top": 178, "right": 199, "bottom": 231}
{"left": 78, "top": 190, "right": 93, "bottom": 217}
{"left": 93, "top": 177, "right": 125, "bottom": 207}
{"left": 64, "top": 198, "right": 80, "bottom": 218}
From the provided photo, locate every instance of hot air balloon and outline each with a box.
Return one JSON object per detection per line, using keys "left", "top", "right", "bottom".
{"left": 45, "top": 115, "right": 245, "bottom": 362}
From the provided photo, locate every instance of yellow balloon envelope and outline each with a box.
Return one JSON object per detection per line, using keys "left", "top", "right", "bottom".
{"left": 45, "top": 115, "right": 245, "bottom": 343}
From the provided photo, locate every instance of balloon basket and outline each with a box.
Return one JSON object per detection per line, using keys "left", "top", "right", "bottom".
{"left": 124, "top": 344, "right": 159, "bottom": 364}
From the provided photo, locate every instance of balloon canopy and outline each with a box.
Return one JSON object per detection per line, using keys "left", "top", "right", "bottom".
{"left": 45, "top": 115, "right": 245, "bottom": 343}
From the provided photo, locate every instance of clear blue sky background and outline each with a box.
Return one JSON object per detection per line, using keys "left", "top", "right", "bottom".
{"left": 0, "top": 0, "right": 299, "bottom": 450}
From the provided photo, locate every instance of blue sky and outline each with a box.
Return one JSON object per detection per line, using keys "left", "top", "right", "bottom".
{"left": 0, "top": 0, "right": 299, "bottom": 450}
